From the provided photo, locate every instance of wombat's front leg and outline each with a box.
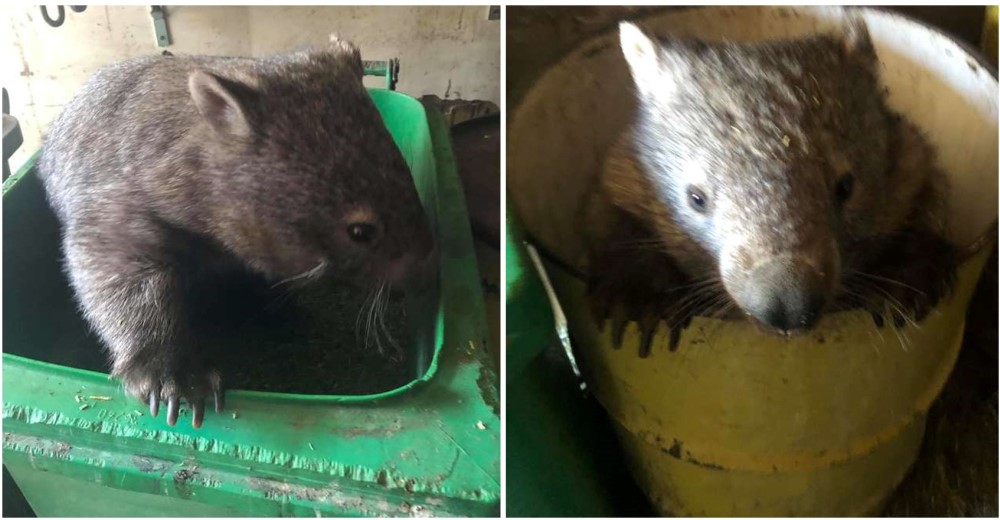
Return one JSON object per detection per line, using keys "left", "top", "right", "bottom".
{"left": 64, "top": 224, "right": 223, "bottom": 428}
{"left": 856, "top": 228, "right": 958, "bottom": 327}
{"left": 587, "top": 214, "right": 704, "bottom": 356}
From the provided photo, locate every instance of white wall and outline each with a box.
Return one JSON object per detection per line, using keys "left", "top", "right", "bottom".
{"left": 2, "top": 5, "right": 500, "bottom": 170}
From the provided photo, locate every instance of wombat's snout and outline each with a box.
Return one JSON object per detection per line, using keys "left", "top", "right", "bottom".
{"left": 740, "top": 256, "right": 832, "bottom": 334}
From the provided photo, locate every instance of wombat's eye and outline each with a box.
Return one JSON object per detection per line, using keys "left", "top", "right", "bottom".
{"left": 835, "top": 175, "right": 854, "bottom": 204}
{"left": 687, "top": 186, "right": 709, "bottom": 213}
{"left": 347, "top": 223, "right": 378, "bottom": 244}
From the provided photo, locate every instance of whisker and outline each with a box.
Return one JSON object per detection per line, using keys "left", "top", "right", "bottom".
{"left": 355, "top": 284, "right": 377, "bottom": 346}
{"left": 899, "top": 326, "right": 914, "bottom": 353}
{"left": 885, "top": 315, "right": 908, "bottom": 352}
{"left": 837, "top": 289, "right": 889, "bottom": 350}
{"left": 842, "top": 280, "right": 915, "bottom": 348}
{"left": 264, "top": 285, "right": 294, "bottom": 312}
{"left": 863, "top": 320, "right": 883, "bottom": 356}
{"left": 371, "top": 282, "right": 383, "bottom": 351}
{"left": 865, "top": 284, "right": 921, "bottom": 330}
{"left": 705, "top": 295, "right": 735, "bottom": 320}
{"left": 670, "top": 276, "right": 723, "bottom": 292}
{"left": 667, "top": 286, "right": 720, "bottom": 329}
{"left": 838, "top": 279, "right": 918, "bottom": 329}
{"left": 271, "top": 260, "right": 328, "bottom": 289}
{"left": 367, "top": 283, "right": 381, "bottom": 352}
{"left": 363, "top": 283, "right": 380, "bottom": 351}
{"left": 612, "top": 238, "right": 672, "bottom": 247}
{"left": 834, "top": 286, "right": 871, "bottom": 312}
{"left": 376, "top": 282, "right": 401, "bottom": 357}
{"left": 664, "top": 292, "right": 700, "bottom": 326}
{"left": 851, "top": 271, "right": 927, "bottom": 297}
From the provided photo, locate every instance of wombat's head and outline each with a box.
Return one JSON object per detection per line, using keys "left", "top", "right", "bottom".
{"left": 617, "top": 20, "right": 892, "bottom": 334}
{"left": 190, "top": 37, "right": 436, "bottom": 292}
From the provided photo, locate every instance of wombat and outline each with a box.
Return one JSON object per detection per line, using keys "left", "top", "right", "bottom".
{"left": 586, "top": 20, "right": 957, "bottom": 355}
{"left": 38, "top": 37, "right": 437, "bottom": 427}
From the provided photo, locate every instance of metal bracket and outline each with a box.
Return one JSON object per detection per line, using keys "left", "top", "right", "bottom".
{"left": 361, "top": 58, "right": 400, "bottom": 91}
{"left": 150, "top": 6, "right": 171, "bottom": 47}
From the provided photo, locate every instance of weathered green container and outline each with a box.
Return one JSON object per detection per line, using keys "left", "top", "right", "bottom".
{"left": 2, "top": 89, "right": 500, "bottom": 517}
{"left": 504, "top": 211, "right": 621, "bottom": 517}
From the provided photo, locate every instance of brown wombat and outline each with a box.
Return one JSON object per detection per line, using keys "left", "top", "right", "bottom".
{"left": 586, "top": 20, "right": 957, "bottom": 356}
{"left": 38, "top": 37, "right": 437, "bottom": 427}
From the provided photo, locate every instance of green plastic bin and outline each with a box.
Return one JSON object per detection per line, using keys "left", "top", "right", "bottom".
{"left": 2, "top": 89, "right": 499, "bottom": 517}
{"left": 505, "top": 210, "right": 621, "bottom": 517}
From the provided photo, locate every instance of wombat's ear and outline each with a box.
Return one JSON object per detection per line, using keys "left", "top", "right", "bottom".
{"left": 620, "top": 22, "right": 659, "bottom": 82}
{"left": 328, "top": 33, "right": 364, "bottom": 80}
{"left": 620, "top": 22, "right": 681, "bottom": 98}
{"left": 189, "top": 70, "right": 254, "bottom": 139}
{"left": 842, "top": 14, "right": 877, "bottom": 69}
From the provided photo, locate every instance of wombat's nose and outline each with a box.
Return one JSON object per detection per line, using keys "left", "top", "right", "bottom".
{"left": 745, "top": 257, "right": 829, "bottom": 333}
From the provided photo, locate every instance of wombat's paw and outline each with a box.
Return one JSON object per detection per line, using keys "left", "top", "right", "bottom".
{"left": 121, "top": 365, "right": 224, "bottom": 428}
{"left": 864, "top": 235, "right": 957, "bottom": 329}
{"left": 587, "top": 258, "right": 694, "bottom": 357}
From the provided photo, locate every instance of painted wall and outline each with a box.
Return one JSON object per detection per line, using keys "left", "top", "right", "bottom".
{"left": 2, "top": 5, "right": 500, "bottom": 170}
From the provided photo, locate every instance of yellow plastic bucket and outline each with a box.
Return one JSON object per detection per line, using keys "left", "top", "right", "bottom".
{"left": 509, "top": 6, "right": 998, "bottom": 516}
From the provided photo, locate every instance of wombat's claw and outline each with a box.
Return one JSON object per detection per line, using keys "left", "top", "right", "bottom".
{"left": 588, "top": 263, "right": 691, "bottom": 355}
{"left": 871, "top": 312, "right": 885, "bottom": 328}
{"left": 191, "top": 399, "right": 207, "bottom": 429}
{"left": 597, "top": 311, "right": 691, "bottom": 356}
{"left": 610, "top": 323, "right": 626, "bottom": 349}
{"left": 167, "top": 396, "right": 181, "bottom": 427}
{"left": 639, "top": 315, "right": 681, "bottom": 357}
{"left": 610, "top": 313, "right": 690, "bottom": 357}
{"left": 670, "top": 316, "right": 695, "bottom": 352}
{"left": 148, "top": 391, "right": 219, "bottom": 428}
{"left": 892, "top": 311, "right": 908, "bottom": 328}
{"left": 862, "top": 234, "right": 955, "bottom": 329}
{"left": 137, "top": 370, "right": 223, "bottom": 428}
{"left": 148, "top": 395, "right": 185, "bottom": 428}
{"left": 149, "top": 392, "right": 160, "bottom": 417}
{"left": 668, "top": 325, "right": 683, "bottom": 352}
{"left": 188, "top": 378, "right": 225, "bottom": 429}
{"left": 637, "top": 319, "right": 657, "bottom": 358}
{"left": 609, "top": 307, "right": 629, "bottom": 349}
{"left": 188, "top": 386, "right": 223, "bottom": 428}
{"left": 870, "top": 308, "right": 914, "bottom": 331}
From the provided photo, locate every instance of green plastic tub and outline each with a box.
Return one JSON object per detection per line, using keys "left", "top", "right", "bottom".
{"left": 505, "top": 210, "right": 625, "bottom": 517}
{"left": 2, "top": 89, "right": 499, "bottom": 517}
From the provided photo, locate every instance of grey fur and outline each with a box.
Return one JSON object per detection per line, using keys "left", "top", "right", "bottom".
{"left": 38, "top": 38, "right": 435, "bottom": 423}
{"left": 588, "top": 21, "right": 956, "bottom": 342}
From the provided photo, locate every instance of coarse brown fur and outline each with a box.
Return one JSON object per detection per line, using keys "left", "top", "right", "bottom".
{"left": 38, "top": 38, "right": 436, "bottom": 427}
{"left": 587, "top": 20, "right": 957, "bottom": 354}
